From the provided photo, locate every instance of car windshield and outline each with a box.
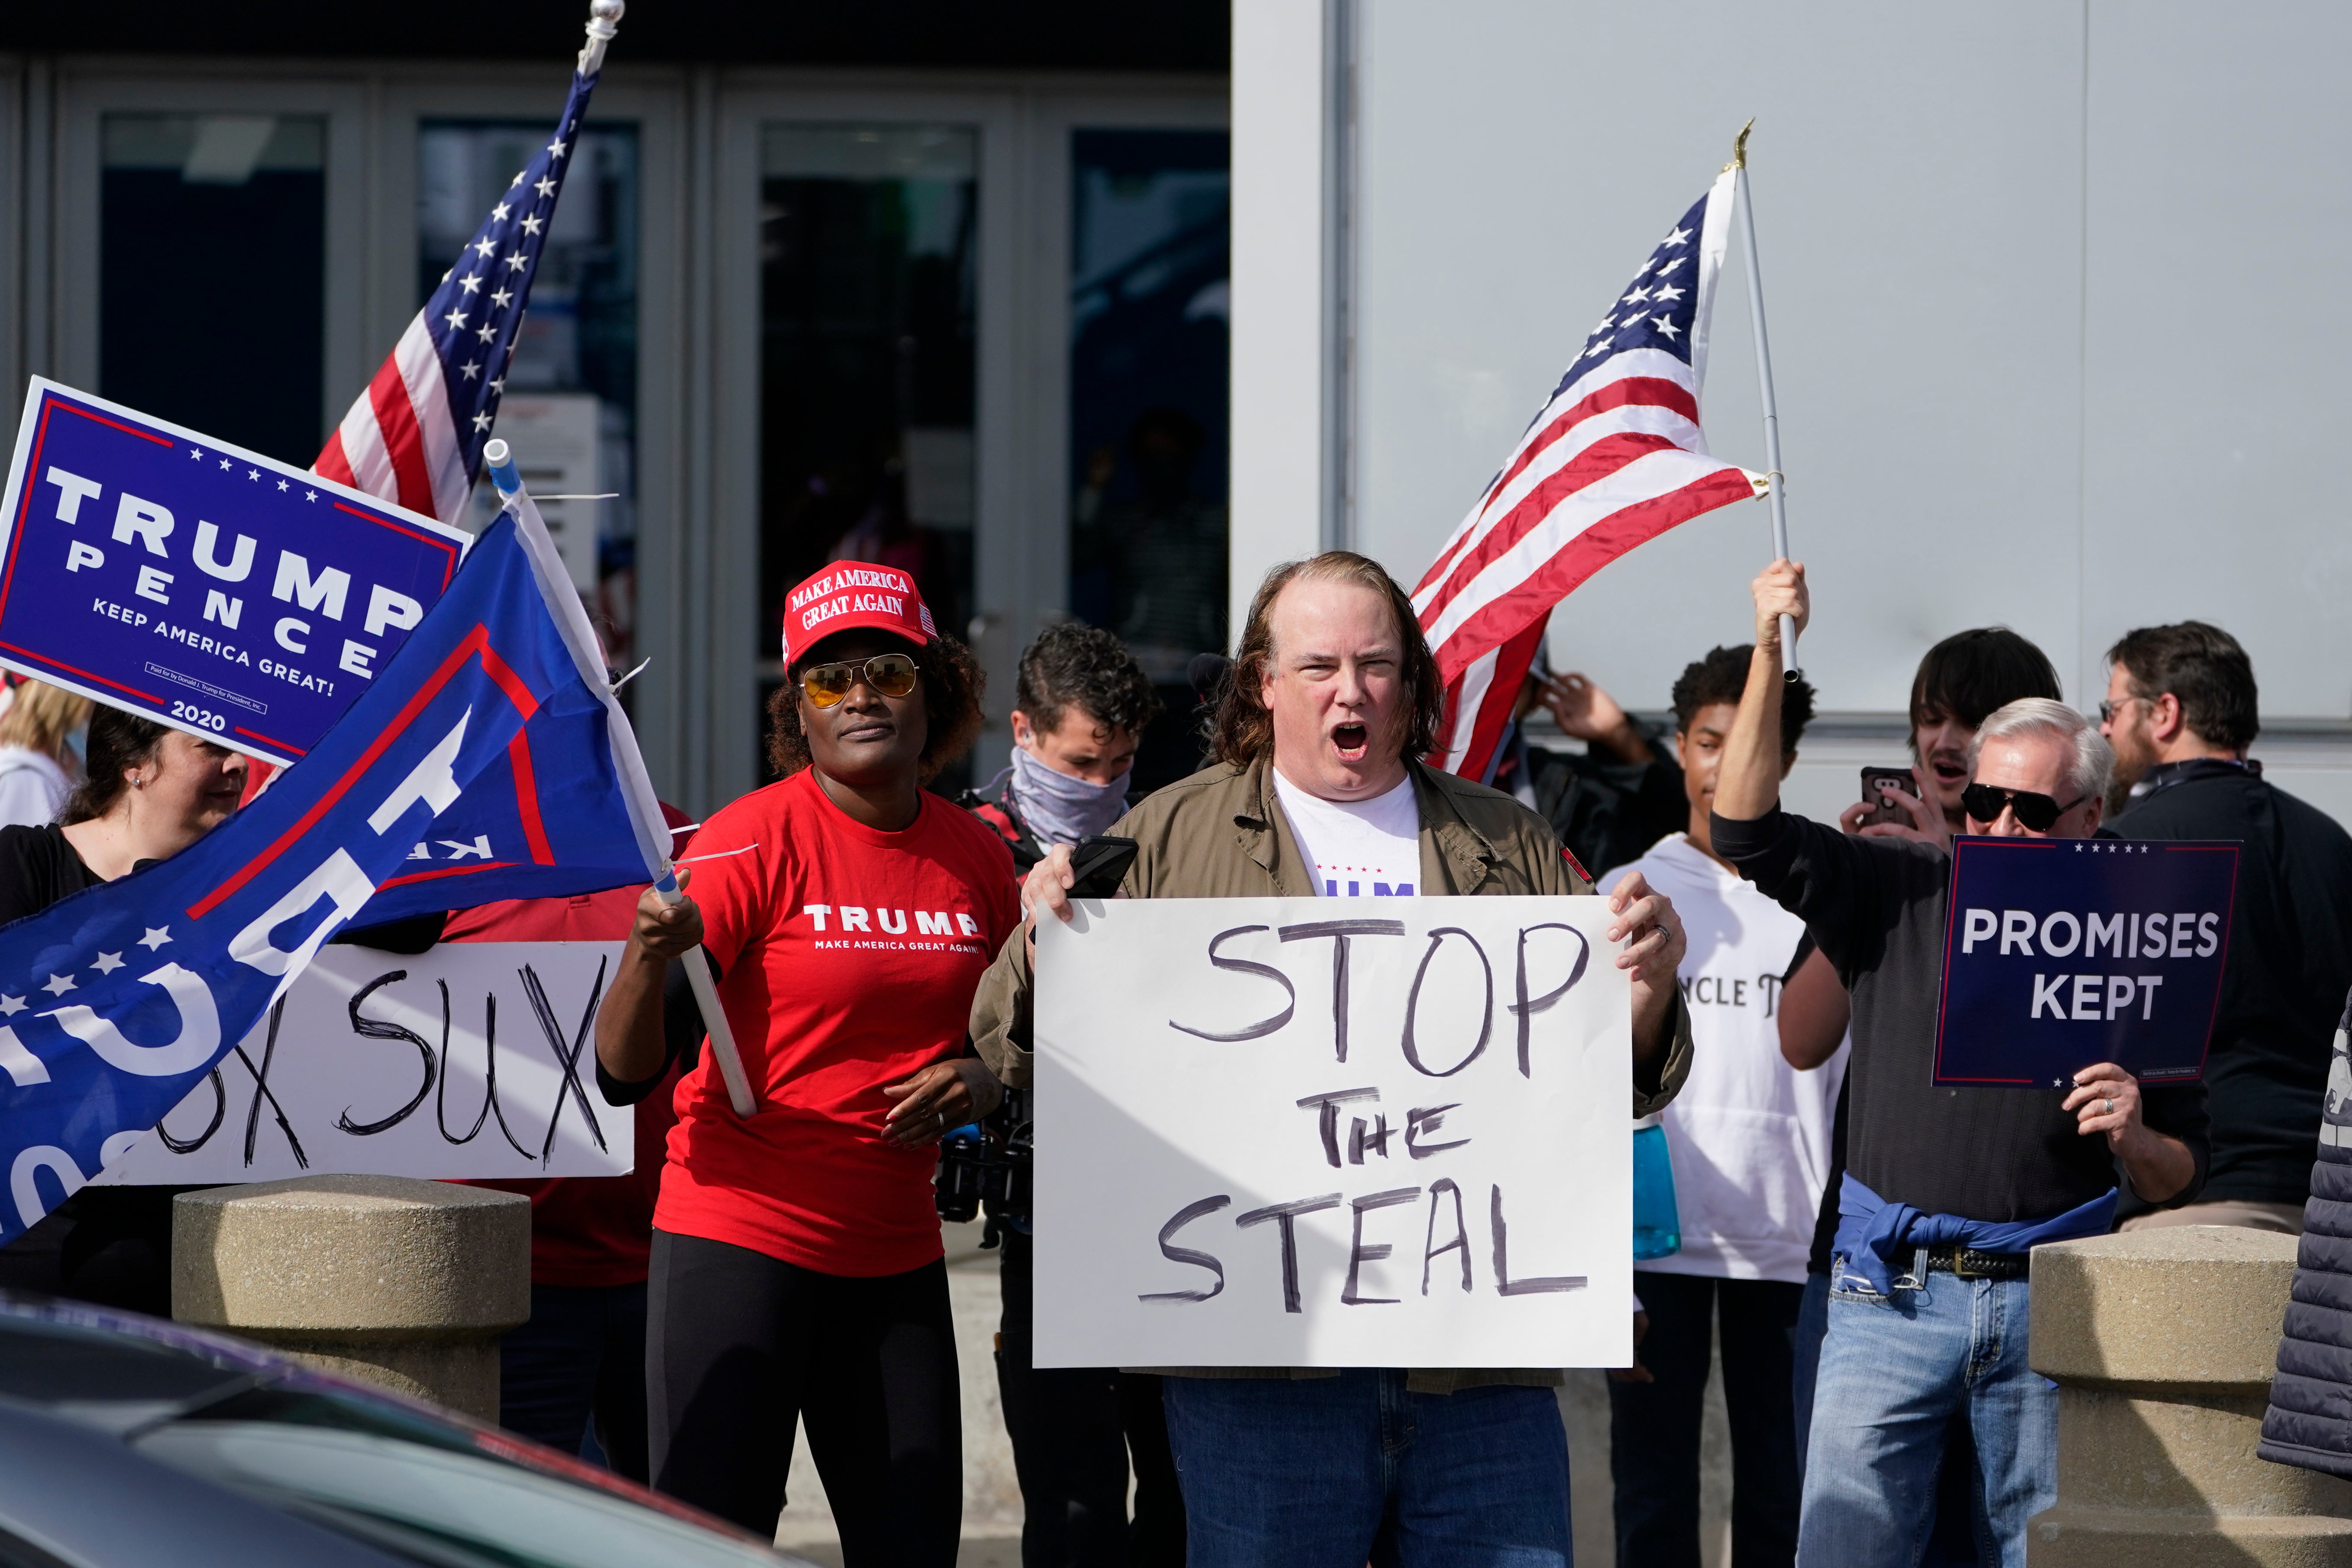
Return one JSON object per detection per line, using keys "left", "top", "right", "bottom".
{"left": 0, "top": 1309, "right": 800, "bottom": 1568}
{"left": 135, "top": 1411, "right": 788, "bottom": 1568}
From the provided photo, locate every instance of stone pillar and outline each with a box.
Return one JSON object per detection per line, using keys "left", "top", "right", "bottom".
{"left": 172, "top": 1175, "right": 530, "bottom": 1423}
{"left": 2029, "top": 1225, "right": 2352, "bottom": 1566}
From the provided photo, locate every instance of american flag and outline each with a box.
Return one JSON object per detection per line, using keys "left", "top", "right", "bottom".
{"left": 1413, "top": 166, "right": 1765, "bottom": 780}
{"left": 313, "top": 68, "right": 603, "bottom": 523}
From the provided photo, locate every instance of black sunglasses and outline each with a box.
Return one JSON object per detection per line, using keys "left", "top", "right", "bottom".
{"left": 1961, "top": 782, "right": 2091, "bottom": 832}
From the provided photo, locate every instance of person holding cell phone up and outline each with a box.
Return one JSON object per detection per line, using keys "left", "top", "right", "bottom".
{"left": 1708, "top": 560, "right": 2207, "bottom": 1568}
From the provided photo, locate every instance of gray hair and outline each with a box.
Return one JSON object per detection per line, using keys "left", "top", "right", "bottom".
{"left": 1970, "top": 697, "right": 2114, "bottom": 805}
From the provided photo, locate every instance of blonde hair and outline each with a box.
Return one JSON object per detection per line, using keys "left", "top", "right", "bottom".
{"left": 0, "top": 681, "right": 91, "bottom": 768}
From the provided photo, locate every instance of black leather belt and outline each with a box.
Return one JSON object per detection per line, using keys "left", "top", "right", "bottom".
{"left": 1909, "top": 1244, "right": 2029, "bottom": 1280}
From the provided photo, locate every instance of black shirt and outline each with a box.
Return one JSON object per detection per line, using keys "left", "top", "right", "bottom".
{"left": 0, "top": 824, "right": 103, "bottom": 928}
{"left": 1508, "top": 724, "right": 1687, "bottom": 882}
{"left": 0, "top": 823, "right": 443, "bottom": 948}
{"left": 2107, "top": 759, "right": 2352, "bottom": 1206}
{"left": 1713, "top": 805, "right": 2209, "bottom": 1222}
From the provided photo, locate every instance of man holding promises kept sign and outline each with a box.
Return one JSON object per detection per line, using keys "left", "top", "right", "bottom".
{"left": 1709, "top": 562, "right": 2207, "bottom": 1567}
{"left": 969, "top": 551, "right": 1693, "bottom": 1568}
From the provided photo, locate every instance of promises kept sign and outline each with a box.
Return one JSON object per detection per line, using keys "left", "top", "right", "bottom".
{"left": 1932, "top": 835, "right": 2239, "bottom": 1088}
{"left": 1034, "top": 896, "right": 1632, "bottom": 1370}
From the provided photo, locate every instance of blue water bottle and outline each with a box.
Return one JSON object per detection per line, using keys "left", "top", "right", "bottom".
{"left": 1632, "top": 1114, "right": 1681, "bottom": 1261}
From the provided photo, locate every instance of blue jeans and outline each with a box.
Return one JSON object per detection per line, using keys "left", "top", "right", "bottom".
{"left": 1161, "top": 1370, "right": 1572, "bottom": 1568}
{"left": 1790, "top": 1271, "right": 1831, "bottom": 1489}
{"left": 1797, "top": 1262, "right": 2052, "bottom": 1568}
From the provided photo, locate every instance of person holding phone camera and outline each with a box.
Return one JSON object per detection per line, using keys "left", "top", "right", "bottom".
{"left": 971, "top": 550, "right": 1696, "bottom": 1568}
{"left": 1842, "top": 626, "right": 2065, "bottom": 854}
{"left": 594, "top": 564, "right": 1019, "bottom": 1562}
{"left": 958, "top": 622, "right": 1186, "bottom": 1568}
{"left": 1710, "top": 561, "right": 2206, "bottom": 1568}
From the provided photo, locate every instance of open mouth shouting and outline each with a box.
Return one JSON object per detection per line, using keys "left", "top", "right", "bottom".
{"left": 1329, "top": 721, "right": 1371, "bottom": 761}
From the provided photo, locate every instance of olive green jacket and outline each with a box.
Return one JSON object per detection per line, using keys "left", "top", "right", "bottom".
{"left": 967, "top": 753, "right": 1695, "bottom": 1395}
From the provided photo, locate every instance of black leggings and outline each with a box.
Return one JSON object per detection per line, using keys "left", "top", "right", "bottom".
{"left": 997, "top": 1227, "right": 1186, "bottom": 1568}
{"left": 647, "top": 1230, "right": 961, "bottom": 1563}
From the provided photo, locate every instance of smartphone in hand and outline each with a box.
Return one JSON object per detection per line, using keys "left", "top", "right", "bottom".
{"left": 1857, "top": 766, "right": 1919, "bottom": 828}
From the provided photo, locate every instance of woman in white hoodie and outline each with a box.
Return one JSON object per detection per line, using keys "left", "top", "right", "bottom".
{"left": 0, "top": 679, "right": 90, "bottom": 828}
{"left": 1602, "top": 647, "right": 1842, "bottom": 1568}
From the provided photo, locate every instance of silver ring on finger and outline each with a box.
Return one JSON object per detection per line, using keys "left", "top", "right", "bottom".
{"left": 2102, "top": 1098, "right": 2113, "bottom": 1116}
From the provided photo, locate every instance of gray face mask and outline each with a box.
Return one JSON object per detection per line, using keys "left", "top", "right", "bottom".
{"left": 1007, "top": 744, "right": 1130, "bottom": 847}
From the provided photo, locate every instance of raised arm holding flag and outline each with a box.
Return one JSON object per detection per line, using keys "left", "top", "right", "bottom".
{"left": 1412, "top": 143, "right": 1773, "bottom": 784}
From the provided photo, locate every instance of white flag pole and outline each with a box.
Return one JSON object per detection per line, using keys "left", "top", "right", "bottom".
{"left": 577, "top": 0, "right": 625, "bottom": 75}
{"left": 483, "top": 439, "right": 758, "bottom": 1119}
{"left": 1730, "top": 123, "right": 1800, "bottom": 679}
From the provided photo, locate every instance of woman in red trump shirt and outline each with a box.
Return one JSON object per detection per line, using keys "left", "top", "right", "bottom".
{"left": 594, "top": 566, "right": 1016, "bottom": 1563}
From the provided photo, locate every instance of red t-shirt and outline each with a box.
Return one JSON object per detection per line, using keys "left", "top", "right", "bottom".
{"left": 447, "top": 804, "right": 698, "bottom": 1288}
{"left": 654, "top": 769, "right": 1018, "bottom": 1277}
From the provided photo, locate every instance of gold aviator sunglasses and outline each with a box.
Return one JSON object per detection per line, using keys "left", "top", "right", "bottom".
{"left": 799, "top": 653, "right": 919, "bottom": 708}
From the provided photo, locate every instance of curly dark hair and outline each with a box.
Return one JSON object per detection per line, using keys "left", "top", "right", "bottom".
{"left": 1015, "top": 622, "right": 1163, "bottom": 737}
{"left": 60, "top": 704, "right": 171, "bottom": 825}
{"left": 1671, "top": 645, "right": 1815, "bottom": 760}
{"left": 765, "top": 634, "right": 988, "bottom": 784}
{"left": 1210, "top": 552, "right": 1444, "bottom": 768}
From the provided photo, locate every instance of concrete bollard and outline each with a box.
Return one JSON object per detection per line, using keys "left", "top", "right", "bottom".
{"left": 171, "top": 1175, "right": 530, "bottom": 1423}
{"left": 2028, "top": 1226, "right": 2352, "bottom": 1566}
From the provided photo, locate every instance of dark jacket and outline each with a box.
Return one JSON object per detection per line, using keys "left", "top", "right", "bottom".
{"left": 1713, "top": 805, "right": 2208, "bottom": 1222}
{"left": 1492, "top": 723, "right": 1686, "bottom": 884}
{"left": 2108, "top": 759, "right": 2352, "bottom": 1207}
{"left": 2258, "top": 988, "right": 2352, "bottom": 1477}
{"left": 957, "top": 768, "right": 1049, "bottom": 882}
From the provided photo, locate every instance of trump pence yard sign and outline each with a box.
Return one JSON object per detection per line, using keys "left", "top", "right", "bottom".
{"left": 0, "top": 378, "right": 472, "bottom": 765}
{"left": 1034, "top": 896, "right": 1632, "bottom": 1370}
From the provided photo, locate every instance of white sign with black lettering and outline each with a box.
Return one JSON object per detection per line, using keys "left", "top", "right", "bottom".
{"left": 94, "top": 942, "right": 630, "bottom": 1184}
{"left": 1034, "top": 898, "right": 1631, "bottom": 1369}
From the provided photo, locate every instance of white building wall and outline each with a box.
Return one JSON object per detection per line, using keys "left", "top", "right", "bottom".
{"left": 1237, "top": 0, "right": 2352, "bottom": 821}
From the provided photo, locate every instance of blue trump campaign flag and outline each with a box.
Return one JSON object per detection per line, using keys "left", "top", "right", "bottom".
{"left": 0, "top": 491, "right": 671, "bottom": 1241}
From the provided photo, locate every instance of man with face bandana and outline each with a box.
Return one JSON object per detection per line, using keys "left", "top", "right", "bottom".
{"left": 963, "top": 622, "right": 1163, "bottom": 879}
{"left": 960, "top": 623, "right": 1186, "bottom": 1568}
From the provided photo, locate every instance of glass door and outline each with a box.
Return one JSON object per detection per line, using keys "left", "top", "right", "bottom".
{"left": 100, "top": 114, "right": 328, "bottom": 465}
{"left": 1066, "top": 128, "right": 1230, "bottom": 794}
{"left": 756, "top": 123, "right": 979, "bottom": 785}
{"left": 417, "top": 118, "right": 643, "bottom": 672}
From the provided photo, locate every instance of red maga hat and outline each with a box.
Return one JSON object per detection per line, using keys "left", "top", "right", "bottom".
{"left": 780, "top": 563, "right": 938, "bottom": 666}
